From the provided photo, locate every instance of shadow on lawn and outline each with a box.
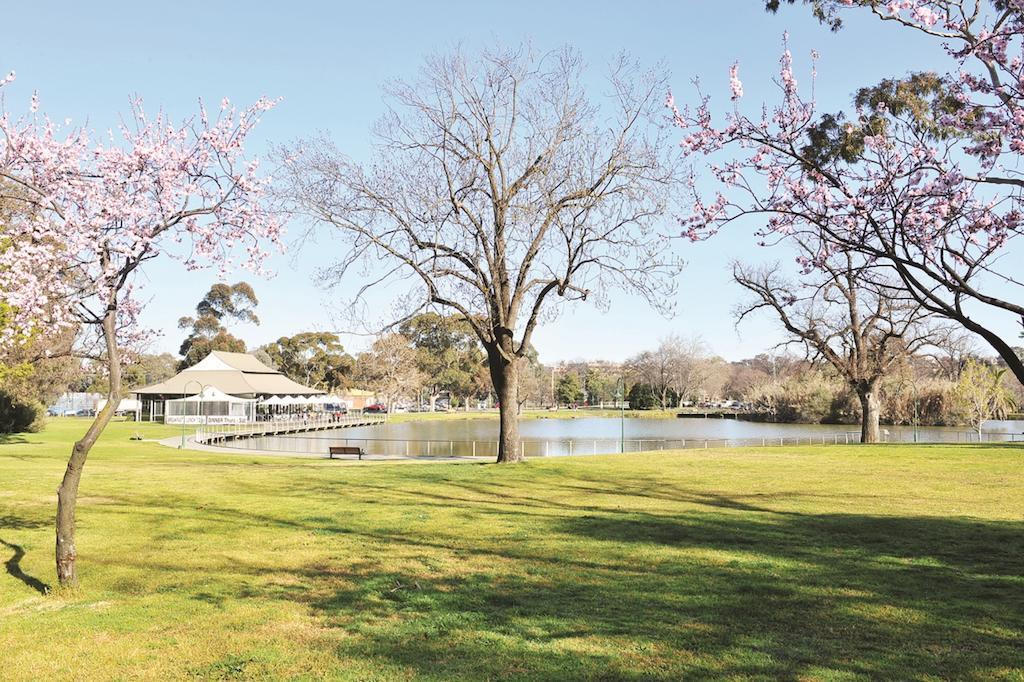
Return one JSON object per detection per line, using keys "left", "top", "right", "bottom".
{"left": 89, "top": 483, "right": 1024, "bottom": 680}
{"left": 1, "top": 539, "right": 49, "bottom": 594}
{"left": 300, "top": 512, "right": 1022, "bottom": 680}
{"left": 0, "top": 513, "right": 50, "bottom": 531}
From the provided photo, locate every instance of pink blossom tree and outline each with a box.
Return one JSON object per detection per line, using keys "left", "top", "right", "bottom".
{"left": 672, "top": 1, "right": 1024, "bottom": 386}
{"left": 0, "top": 74, "right": 283, "bottom": 587}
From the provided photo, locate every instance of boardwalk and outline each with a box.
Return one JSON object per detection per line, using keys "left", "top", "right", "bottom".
{"left": 195, "top": 413, "right": 387, "bottom": 445}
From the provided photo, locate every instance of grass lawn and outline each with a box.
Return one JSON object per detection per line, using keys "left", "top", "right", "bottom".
{"left": 1, "top": 419, "right": 1023, "bottom": 680}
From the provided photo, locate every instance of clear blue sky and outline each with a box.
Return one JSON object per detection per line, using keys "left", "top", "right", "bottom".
{"left": 5, "top": 1, "right": 1007, "bottom": 363}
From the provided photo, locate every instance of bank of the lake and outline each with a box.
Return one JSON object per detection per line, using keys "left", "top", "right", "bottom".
{"left": 227, "top": 415, "right": 1024, "bottom": 458}
{"left": 387, "top": 408, "right": 681, "bottom": 423}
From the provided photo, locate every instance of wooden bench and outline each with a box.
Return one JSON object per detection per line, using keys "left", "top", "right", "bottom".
{"left": 328, "top": 445, "right": 365, "bottom": 460}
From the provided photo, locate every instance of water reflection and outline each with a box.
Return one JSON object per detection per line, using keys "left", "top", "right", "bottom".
{"left": 219, "top": 416, "right": 1024, "bottom": 457}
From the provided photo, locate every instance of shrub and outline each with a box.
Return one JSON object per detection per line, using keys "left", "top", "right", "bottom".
{"left": 0, "top": 389, "right": 46, "bottom": 433}
{"left": 745, "top": 371, "right": 843, "bottom": 424}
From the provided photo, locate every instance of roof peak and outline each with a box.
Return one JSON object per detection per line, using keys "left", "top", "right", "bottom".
{"left": 191, "top": 351, "right": 278, "bottom": 374}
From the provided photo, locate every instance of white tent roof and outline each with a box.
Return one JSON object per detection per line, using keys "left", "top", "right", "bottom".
{"left": 170, "top": 386, "right": 256, "bottom": 403}
{"left": 260, "top": 395, "right": 318, "bottom": 406}
{"left": 96, "top": 398, "right": 141, "bottom": 412}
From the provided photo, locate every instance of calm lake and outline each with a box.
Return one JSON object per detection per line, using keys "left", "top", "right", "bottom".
{"left": 224, "top": 416, "right": 1024, "bottom": 457}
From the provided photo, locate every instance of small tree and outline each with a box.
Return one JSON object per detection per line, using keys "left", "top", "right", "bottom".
{"left": 278, "top": 45, "right": 681, "bottom": 462}
{"left": 584, "top": 366, "right": 619, "bottom": 405}
{"left": 399, "top": 313, "right": 484, "bottom": 411}
{"left": 625, "top": 336, "right": 709, "bottom": 409}
{"left": 517, "top": 354, "right": 551, "bottom": 411}
{"left": 555, "top": 372, "right": 583, "bottom": 406}
{"left": 356, "top": 334, "right": 423, "bottom": 408}
{"left": 955, "top": 359, "right": 1016, "bottom": 437}
{"left": 0, "top": 76, "right": 281, "bottom": 587}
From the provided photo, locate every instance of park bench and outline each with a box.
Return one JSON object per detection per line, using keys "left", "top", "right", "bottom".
{"left": 328, "top": 445, "right": 365, "bottom": 460}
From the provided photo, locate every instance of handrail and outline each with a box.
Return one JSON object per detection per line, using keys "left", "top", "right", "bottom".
{"left": 195, "top": 412, "right": 386, "bottom": 444}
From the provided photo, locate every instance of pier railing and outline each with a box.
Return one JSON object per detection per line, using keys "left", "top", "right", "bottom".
{"left": 195, "top": 412, "right": 387, "bottom": 444}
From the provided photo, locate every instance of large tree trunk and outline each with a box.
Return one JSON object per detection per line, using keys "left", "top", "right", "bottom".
{"left": 487, "top": 343, "right": 522, "bottom": 463}
{"left": 56, "top": 308, "right": 121, "bottom": 587}
{"left": 857, "top": 385, "right": 881, "bottom": 444}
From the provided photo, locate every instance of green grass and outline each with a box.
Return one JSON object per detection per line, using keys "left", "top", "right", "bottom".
{"left": 1, "top": 419, "right": 1023, "bottom": 680}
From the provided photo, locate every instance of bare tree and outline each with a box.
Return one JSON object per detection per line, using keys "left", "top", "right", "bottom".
{"left": 663, "top": 335, "right": 714, "bottom": 406}
{"left": 733, "top": 238, "right": 942, "bottom": 443}
{"left": 625, "top": 335, "right": 714, "bottom": 408}
{"left": 624, "top": 348, "right": 674, "bottom": 409}
{"left": 355, "top": 333, "right": 423, "bottom": 410}
{"left": 929, "top": 329, "right": 979, "bottom": 382}
{"left": 278, "top": 45, "right": 681, "bottom": 462}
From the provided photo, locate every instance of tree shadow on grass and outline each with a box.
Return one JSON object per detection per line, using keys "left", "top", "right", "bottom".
{"left": 84, "top": 484, "right": 1024, "bottom": 680}
{"left": 294, "top": 511, "right": 1024, "bottom": 680}
{"left": 0, "top": 513, "right": 50, "bottom": 531}
{"left": 133, "top": 497, "right": 1022, "bottom": 679}
{"left": 1, "top": 539, "right": 49, "bottom": 594}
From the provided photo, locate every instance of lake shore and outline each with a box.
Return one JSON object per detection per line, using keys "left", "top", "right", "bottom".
{"left": 388, "top": 408, "right": 683, "bottom": 423}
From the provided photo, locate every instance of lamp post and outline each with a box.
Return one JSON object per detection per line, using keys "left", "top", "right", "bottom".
{"left": 616, "top": 378, "right": 625, "bottom": 453}
{"left": 913, "top": 381, "right": 920, "bottom": 444}
{"left": 180, "top": 380, "right": 206, "bottom": 449}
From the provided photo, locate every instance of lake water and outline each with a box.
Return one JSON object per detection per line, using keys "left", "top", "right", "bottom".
{"left": 220, "top": 416, "right": 1024, "bottom": 457}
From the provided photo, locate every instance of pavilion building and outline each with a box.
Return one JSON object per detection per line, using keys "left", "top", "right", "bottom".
{"left": 133, "top": 351, "right": 325, "bottom": 423}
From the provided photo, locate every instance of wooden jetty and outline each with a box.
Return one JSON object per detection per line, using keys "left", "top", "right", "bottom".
{"left": 197, "top": 413, "right": 387, "bottom": 445}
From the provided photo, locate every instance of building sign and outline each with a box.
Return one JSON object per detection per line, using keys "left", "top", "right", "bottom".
{"left": 165, "top": 415, "right": 248, "bottom": 425}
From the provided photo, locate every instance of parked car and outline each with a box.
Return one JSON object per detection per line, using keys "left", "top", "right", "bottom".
{"left": 365, "top": 403, "right": 388, "bottom": 414}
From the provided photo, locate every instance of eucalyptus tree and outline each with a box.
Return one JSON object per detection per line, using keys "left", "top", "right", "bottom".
{"left": 178, "top": 282, "right": 261, "bottom": 369}
{"left": 260, "top": 332, "right": 354, "bottom": 391}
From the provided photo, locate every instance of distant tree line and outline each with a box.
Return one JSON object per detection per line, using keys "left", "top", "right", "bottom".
{"left": 5, "top": 275, "right": 1019, "bottom": 435}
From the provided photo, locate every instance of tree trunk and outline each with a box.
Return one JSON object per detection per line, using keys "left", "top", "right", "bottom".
{"left": 857, "top": 386, "right": 880, "bottom": 444}
{"left": 56, "top": 308, "right": 121, "bottom": 587}
{"left": 487, "top": 344, "right": 522, "bottom": 463}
